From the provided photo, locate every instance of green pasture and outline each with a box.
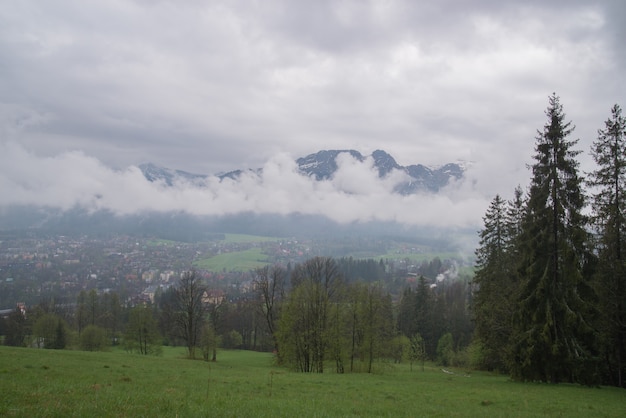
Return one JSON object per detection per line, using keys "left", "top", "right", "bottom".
{"left": 193, "top": 247, "right": 270, "bottom": 272}
{"left": 221, "top": 233, "right": 282, "bottom": 243}
{"left": 146, "top": 234, "right": 280, "bottom": 246}
{"left": 1, "top": 346, "right": 623, "bottom": 417}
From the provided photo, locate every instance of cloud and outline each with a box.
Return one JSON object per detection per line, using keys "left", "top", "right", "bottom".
{"left": 0, "top": 143, "right": 497, "bottom": 229}
{"left": 0, "top": 1, "right": 622, "bottom": 173}
{"left": 0, "top": 0, "right": 622, "bottom": 224}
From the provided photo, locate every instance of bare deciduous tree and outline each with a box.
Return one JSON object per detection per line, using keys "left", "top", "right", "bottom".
{"left": 175, "top": 270, "right": 206, "bottom": 359}
{"left": 253, "top": 265, "right": 286, "bottom": 356}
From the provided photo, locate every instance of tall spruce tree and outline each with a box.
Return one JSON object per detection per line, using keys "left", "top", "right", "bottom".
{"left": 505, "top": 186, "right": 526, "bottom": 258}
{"left": 473, "top": 194, "right": 514, "bottom": 371}
{"left": 588, "top": 104, "right": 626, "bottom": 387}
{"left": 415, "top": 275, "right": 436, "bottom": 358}
{"left": 397, "top": 287, "right": 416, "bottom": 337}
{"left": 511, "top": 94, "right": 596, "bottom": 384}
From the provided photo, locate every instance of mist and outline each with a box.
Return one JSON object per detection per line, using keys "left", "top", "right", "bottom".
{"left": 0, "top": 142, "right": 503, "bottom": 231}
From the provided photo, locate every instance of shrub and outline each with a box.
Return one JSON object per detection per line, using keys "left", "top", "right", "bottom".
{"left": 80, "top": 325, "right": 108, "bottom": 351}
{"left": 436, "top": 333, "right": 454, "bottom": 367}
{"left": 33, "top": 313, "right": 68, "bottom": 349}
{"left": 389, "top": 335, "right": 411, "bottom": 363}
{"left": 222, "top": 330, "right": 243, "bottom": 349}
{"left": 466, "top": 340, "right": 487, "bottom": 370}
{"left": 451, "top": 347, "right": 469, "bottom": 368}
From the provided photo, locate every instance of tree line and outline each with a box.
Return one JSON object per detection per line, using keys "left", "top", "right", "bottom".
{"left": 1, "top": 256, "right": 474, "bottom": 372}
{"left": 473, "top": 95, "right": 625, "bottom": 387}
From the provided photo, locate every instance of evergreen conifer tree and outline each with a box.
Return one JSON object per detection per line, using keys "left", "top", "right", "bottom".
{"left": 415, "top": 275, "right": 435, "bottom": 358}
{"left": 588, "top": 104, "right": 626, "bottom": 387}
{"left": 505, "top": 186, "right": 526, "bottom": 258}
{"left": 511, "top": 94, "right": 596, "bottom": 384}
{"left": 473, "top": 194, "right": 514, "bottom": 371}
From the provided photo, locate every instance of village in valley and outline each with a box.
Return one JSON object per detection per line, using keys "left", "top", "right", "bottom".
{"left": 0, "top": 230, "right": 463, "bottom": 317}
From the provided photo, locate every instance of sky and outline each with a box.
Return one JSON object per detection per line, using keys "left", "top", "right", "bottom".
{"left": 0, "top": 0, "right": 624, "bottom": 230}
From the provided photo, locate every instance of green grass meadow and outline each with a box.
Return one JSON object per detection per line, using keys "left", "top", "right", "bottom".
{"left": 193, "top": 247, "right": 270, "bottom": 272}
{"left": 221, "top": 234, "right": 281, "bottom": 243}
{"left": 1, "top": 346, "right": 624, "bottom": 417}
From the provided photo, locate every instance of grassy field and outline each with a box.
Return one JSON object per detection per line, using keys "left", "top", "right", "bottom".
{"left": 146, "top": 234, "right": 281, "bottom": 247}
{"left": 221, "top": 233, "right": 282, "bottom": 243}
{"left": 193, "top": 247, "right": 270, "bottom": 272}
{"left": 1, "top": 346, "right": 624, "bottom": 417}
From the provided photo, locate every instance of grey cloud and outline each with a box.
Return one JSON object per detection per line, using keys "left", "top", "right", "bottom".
{"left": 0, "top": 143, "right": 492, "bottom": 228}
{"left": 0, "top": 0, "right": 623, "bottom": 220}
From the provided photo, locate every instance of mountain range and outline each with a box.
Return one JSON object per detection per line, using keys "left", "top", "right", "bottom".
{"left": 0, "top": 150, "right": 468, "bottom": 247}
{"left": 140, "top": 149, "right": 464, "bottom": 193}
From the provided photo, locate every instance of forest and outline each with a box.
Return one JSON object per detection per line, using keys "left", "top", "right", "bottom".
{"left": 1, "top": 95, "right": 624, "bottom": 389}
{"left": 473, "top": 96, "right": 625, "bottom": 387}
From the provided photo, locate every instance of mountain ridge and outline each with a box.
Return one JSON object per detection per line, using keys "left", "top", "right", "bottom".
{"left": 140, "top": 149, "right": 464, "bottom": 193}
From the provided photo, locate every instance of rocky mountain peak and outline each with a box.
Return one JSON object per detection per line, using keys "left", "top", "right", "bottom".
{"left": 140, "top": 149, "right": 465, "bottom": 193}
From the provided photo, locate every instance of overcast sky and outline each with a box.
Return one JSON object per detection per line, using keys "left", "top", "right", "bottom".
{"left": 0, "top": 1, "right": 624, "bottom": 229}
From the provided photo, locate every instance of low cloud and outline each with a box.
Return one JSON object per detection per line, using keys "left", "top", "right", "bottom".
{"left": 0, "top": 143, "right": 504, "bottom": 229}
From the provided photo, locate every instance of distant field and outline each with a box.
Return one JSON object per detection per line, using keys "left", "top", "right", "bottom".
{"left": 221, "top": 233, "right": 282, "bottom": 243}
{"left": 193, "top": 247, "right": 270, "bottom": 272}
{"left": 146, "top": 234, "right": 281, "bottom": 246}
{"left": 0, "top": 346, "right": 623, "bottom": 417}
